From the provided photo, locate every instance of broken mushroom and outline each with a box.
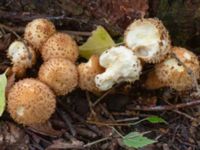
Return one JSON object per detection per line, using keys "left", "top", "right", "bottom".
{"left": 147, "top": 47, "right": 200, "bottom": 91}
{"left": 38, "top": 58, "right": 78, "bottom": 96}
{"left": 95, "top": 46, "right": 142, "bottom": 91}
{"left": 78, "top": 55, "right": 105, "bottom": 94}
{"left": 24, "top": 18, "right": 56, "bottom": 50}
{"left": 7, "top": 78, "right": 56, "bottom": 125}
{"left": 7, "top": 40, "right": 36, "bottom": 77}
{"left": 41, "top": 32, "right": 79, "bottom": 62}
{"left": 124, "top": 18, "right": 171, "bottom": 63}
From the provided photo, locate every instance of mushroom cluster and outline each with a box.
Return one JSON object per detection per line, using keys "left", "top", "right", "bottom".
{"left": 5, "top": 17, "right": 200, "bottom": 125}
{"left": 7, "top": 18, "right": 79, "bottom": 125}
{"left": 94, "top": 18, "right": 200, "bottom": 92}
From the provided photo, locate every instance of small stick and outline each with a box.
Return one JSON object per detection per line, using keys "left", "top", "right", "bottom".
{"left": 0, "top": 23, "right": 21, "bottom": 39}
{"left": 164, "top": 99, "right": 198, "bottom": 122}
{"left": 57, "top": 109, "right": 76, "bottom": 136}
{"left": 83, "top": 137, "right": 111, "bottom": 148}
{"left": 127, "top": 99, "right": 200, "bottom": 111}
{"left": 93, "top": 88, "right": 113, "bottom": 107}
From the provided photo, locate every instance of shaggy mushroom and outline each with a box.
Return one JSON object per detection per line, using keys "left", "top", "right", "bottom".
{"left": 146, "top": 47, "right": 200, "bottom": 91}
{"left": 38, "top": 58, "right": 78, "bottom": 95}
{"left": 78, "top": 55, "right": 105, "bottom": 94}
{"left": 95, "top": 46, "right": 142, "bottom": 91}
{"left": 7, "top": 40, "right": 36, "bottom": 77}
{"left": 7, "top": 78, "right": 56, "bottom": 125}
{"left": 41, "top": 32, "right": 79, "bottom": 62}
{"left": 24, "top": 18, "right": 56, "bottom": 50}
{"left": 124, "top": 18, "right": 171, "bottom": 63}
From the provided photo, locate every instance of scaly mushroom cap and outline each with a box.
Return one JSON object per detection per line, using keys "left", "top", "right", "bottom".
{"left": 24, "top": 18, "right": 56, "bottom": 50}
{"left": 144, "top": 71, "right": 165, "bottom": 90}
{"left": 7, "top": 40, "right": 36, "bottom": 77}
{"left": 41, "top": 33, "right": 79, "bottom": 62}
{"left": 7, "top": 78, "right": 56, "bottom": 125}
{"left": 38, "top": 58, "right": 78, "bottom": 95}
{"left": 155, "top": 47, "right": 200, "bottom": 91}
{"left": 95, "top": 46, "right": 142, "bottom": 91}
{"left": 124, "top": 18, "right": 171, "bottom": 63}
{"left": 78, "top": 55, "right": 105, "bottom": 94}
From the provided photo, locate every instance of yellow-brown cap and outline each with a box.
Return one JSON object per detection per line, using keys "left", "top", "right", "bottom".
{"left": 78, "top": 55, "right": 105, "bottom": 94}
{"left": 41, "top": 32, "right": 79, "bottom": 62}
{"left": 7, "top": 78, "right": 56, "bottom": 125}
{"left": 144, "top": 70, "right": 165, "bottom": 90}
{"left": 155, "top": 47, "right": 200, "bottom": 91}
{"left": 124, "top": 18, "right": 171, "bottom": 63}
{"left": 38, "top": 58, "right": 78, "bottom": 95}
{"left": 24, "top": 18, "right": 56, "bottom": 50}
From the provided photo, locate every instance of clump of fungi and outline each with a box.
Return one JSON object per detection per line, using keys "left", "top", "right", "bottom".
{"left": 5, "top": 17, "right": 200, "bottom": 125}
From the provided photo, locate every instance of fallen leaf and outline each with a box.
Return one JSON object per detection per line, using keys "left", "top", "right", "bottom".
{"left": 122, "top": 132, "right": 156, "bottom": 149}
{"left": 79, "top": 26, "right": 115, "bottom": 59}
{"left": 0, "top": 72, "right": 7, "bottom": 116}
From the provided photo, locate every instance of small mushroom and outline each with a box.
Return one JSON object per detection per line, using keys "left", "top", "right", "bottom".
{"left": 78, "top": 55, "right": 105, "bottom": 94}
{"left": 146, "top": 47, "right": 200, "bottom": 91}
{"left": 7, "top": 78, "right": 56, "bottom": 125}
{"left": 124, "top": 18, "right": 171, "bottom": 63}
{"left": 38, "top": 58, "right": 78, "bottom": 95}
{"left": 7, "top": 40, "right": 36, "bottom": 77}
{"left": 41, "top": 32, "right": 79, "bottom": 62}
{"left": 95, "top": 46, "right": 142, "bottom": 91}
{"left": 24, "top": 18, "right": 56, "bottom": 50}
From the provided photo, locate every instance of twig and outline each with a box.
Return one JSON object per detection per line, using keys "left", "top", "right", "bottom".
{"left": 86, "top": 91, "right": 96, "bottom": 116}
{"left": 93, "top": 88, "right": 113, "bottom": 107}
{"left": 83, "top": 137, "right": 111, "bottom": 148}
{"left": 0, "top": 23, "right": 21, "bottom": 39}
{"left": 58, "top": 100, "right": 102, "bottom": 136}
{"left": 115, "top": 117, "right": 139, "bottom": 122}
{"left": 127, "top": 99, "right": 200, "bottom": 111}
{"left": 164, "top": 99, "right": 198, "bottom": 122}
{"left": 57, "top": 109, "right": 76, "bottom": 136}
{"left": 0, "top": 25, "right": 91, "bottom": 36}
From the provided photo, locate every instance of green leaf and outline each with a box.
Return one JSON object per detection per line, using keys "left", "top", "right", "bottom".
{"left": 79, "top": 26, "right": 115, "bottom": 59}
{"left": 145, "top": 116, "right": 167, "bottom": 124}
{"left": 123, "top": 132, "right": 156, "bottom": 149}
{"left": 0, "top": 72, "right": 7, "bottom": 116}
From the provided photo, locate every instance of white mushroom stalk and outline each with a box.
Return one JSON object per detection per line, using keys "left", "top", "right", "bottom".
{"left": 95, "top": 46, "right": 142, "bottom": 91}
{"left": 124, "top": 18, "right": 171, "bottom": 63}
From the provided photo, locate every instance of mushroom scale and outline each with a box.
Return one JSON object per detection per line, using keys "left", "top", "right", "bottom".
{"left": 78, "top": 55, "right": 105, "bottom": 94}
{"left": 124, "top": 18, "right": 171, "bottom": 63}
{"left": 155, "top": 47, "right": 200, "bottom": 91}
{"left": 7, "top": 78, "right": 56, "bottom": 125}
{"left": 41, "top": 32, "right": 79, "bottom": 62}
{"left": 38, "top": 58, "right": 78, "bottom": 96}
{"left": 24, "top": 18, "right": 56, "bottom": 50}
